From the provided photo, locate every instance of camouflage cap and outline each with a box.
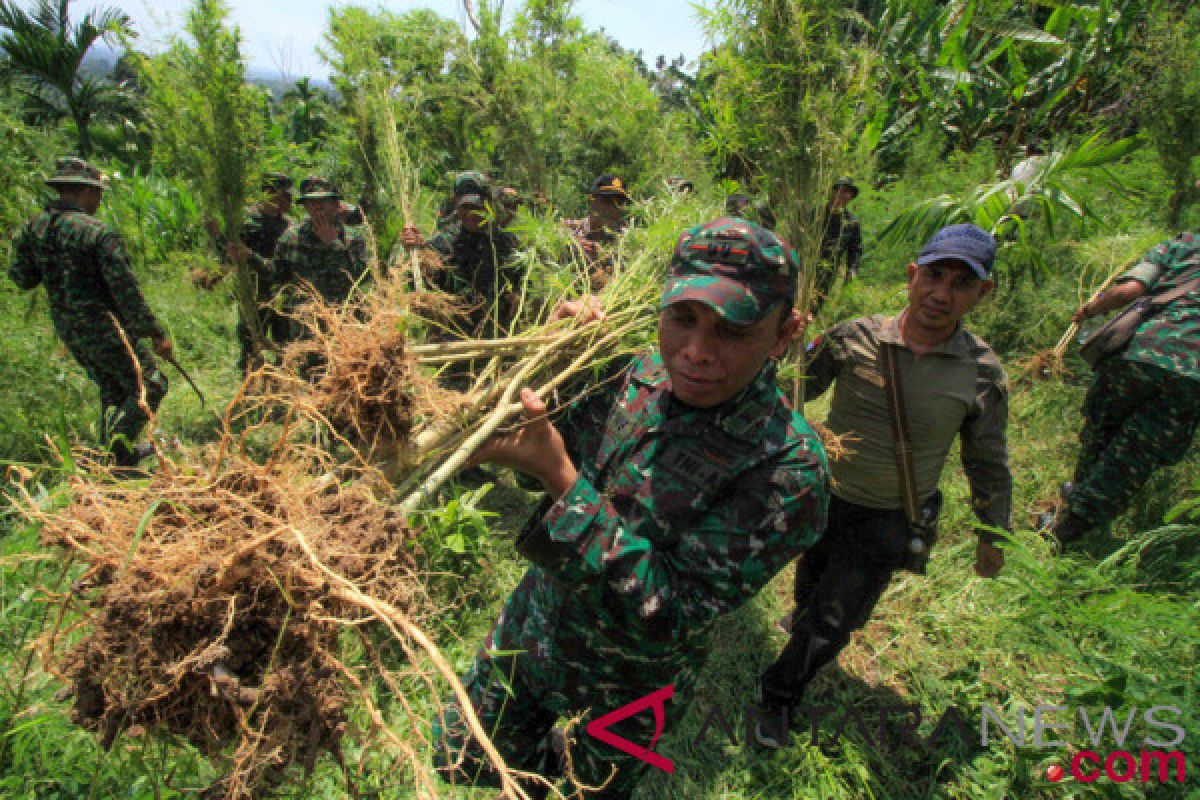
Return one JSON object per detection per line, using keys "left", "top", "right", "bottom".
{"left": 261, "top": 171, "right": 293, "bottom": 192}
{"left": 832, "top": 177, "right": 859, "bottom": 197}
{"left": 662, "top": 217, "right": 799, "bottom": 325}
{"left": 453, "top": 170, "right": 490, "bottom": 198}
{"left": 45, "top": 156, "right": 106, "bottom": 189}
{"left": 297, "top": 176, "right": 340, "bottom": 201}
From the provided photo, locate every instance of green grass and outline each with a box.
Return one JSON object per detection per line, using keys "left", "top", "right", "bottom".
{"left": 1, "top": 154, "right": 1197, "bottom": 799}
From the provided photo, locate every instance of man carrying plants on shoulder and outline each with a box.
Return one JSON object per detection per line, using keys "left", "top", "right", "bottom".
{"left": 431, "top": 217, "right": 830, "bottom": 799}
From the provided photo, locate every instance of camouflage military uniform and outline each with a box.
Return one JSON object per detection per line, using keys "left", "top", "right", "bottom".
{"left": 436, "top": 170, "right": 490, "bottom": 231}
{"left": 563, "top": 217, "right": 624, "bottom": 291}
{"left": 426, "top": 225, "right": 523, "bottom": 337}
{"left": 270, "top": 218, "right": 370, "bottom": 341}
{"left": 9, "top": 198, "right": 167, "bottom": 458}
{"left": 812, "top": 206, "right": 862, "bottom": 311}
{"left": 433, "top": 353, "right": 829, "bottom": 797}
{"left": 234, "top": 203, "right": 292, "bottom": 368}
{"left": 434, "top": 217, "right": 830, "bottom": 798}
{"left": 565, "top": 174, "right": 632, "bottom": 291}
{"left": 1066, "top": 233, "right": 1200, "bottom": 529}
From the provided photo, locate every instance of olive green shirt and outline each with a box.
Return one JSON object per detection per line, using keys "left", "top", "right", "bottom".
{"left": 807, "top": 314, "right": 1012, "bottom": 532}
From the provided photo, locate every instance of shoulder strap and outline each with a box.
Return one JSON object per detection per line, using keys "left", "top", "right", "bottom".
{"left": 881, "top": 342, "right": 921, "bottom": 525}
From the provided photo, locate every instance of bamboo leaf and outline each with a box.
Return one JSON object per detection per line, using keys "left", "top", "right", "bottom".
{"left": 973, "top": 20, "right": 1065, "bottom": 46}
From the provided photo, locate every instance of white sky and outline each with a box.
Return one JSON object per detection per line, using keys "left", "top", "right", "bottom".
{"left": 72, "top": 0, "right": 713, "bottom": 80}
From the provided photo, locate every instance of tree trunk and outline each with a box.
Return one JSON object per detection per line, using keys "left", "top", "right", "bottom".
{"left": 70, "top": 99, "right": 92, "bottom": 157}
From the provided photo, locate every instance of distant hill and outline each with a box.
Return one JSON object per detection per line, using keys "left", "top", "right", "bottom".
{"left": 79, "top": 42, "right": 332, "bottom": 100}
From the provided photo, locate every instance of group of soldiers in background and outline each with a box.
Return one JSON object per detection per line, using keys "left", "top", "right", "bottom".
{"left": 11, "top": 154, "right": 1192, "bottom": 545}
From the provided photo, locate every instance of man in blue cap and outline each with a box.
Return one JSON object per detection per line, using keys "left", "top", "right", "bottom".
{"left": 755, "top": 222, "right": 1013, "bottom": 747}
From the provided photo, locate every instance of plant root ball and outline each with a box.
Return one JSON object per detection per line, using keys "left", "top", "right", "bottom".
{"left": 39, "top": 460, "right": 418, "bottom": 799}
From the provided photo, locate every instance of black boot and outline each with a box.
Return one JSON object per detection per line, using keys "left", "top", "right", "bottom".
{"left": 1051, "top": 512, "right": 1092, "bottom": 547}
{"left": 110, "top": 441, "right": 155, "bottom": 478}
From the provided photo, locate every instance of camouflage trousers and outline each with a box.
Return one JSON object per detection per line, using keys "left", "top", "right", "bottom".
{"left": 55, "top": 316, "right": 168, "bottom": 461}
{"left": 1068, "top": 359, "right": 1200, "bottom": 527}
{"left": 432, "top": 570, "right": 694, "bottom": 800}
{"left": 811, "top": 260, "right": 845, "bottom": 316}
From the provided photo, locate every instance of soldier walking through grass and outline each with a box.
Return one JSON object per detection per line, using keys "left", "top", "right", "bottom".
{"left": 1050, "top": 232, "right": 1200, "bottom": 545}
{"left": 811, "top": 177, "right": 863, "bottom": 314}
{"left": 8, "top": 157, "right": 172, "bottom": 469}
{"left": 432, "top": 217, "right": 830, "bottom": 799}
{"left": 220, "top": 171, "right": 294, "bottom": 373}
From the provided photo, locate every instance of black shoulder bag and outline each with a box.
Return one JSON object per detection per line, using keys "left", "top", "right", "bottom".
{"left": 1079, "top": 267, "right": 1200, "bottom": 368}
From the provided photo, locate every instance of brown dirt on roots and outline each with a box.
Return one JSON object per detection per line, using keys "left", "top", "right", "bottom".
{"left": 31, "top": 454, "right": 419, "bottom": 799}
{"left": 1015, "top": 349, "right": 1071, "bottom": 384}
{"left": 278, "top": 286, "right": 418, "bottom": 457}
{"left": 812, "top": 421, "right": 856, "bottom": 463}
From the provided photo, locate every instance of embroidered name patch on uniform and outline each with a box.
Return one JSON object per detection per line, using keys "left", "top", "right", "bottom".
{"left": 657, "top": 444, "right": 732, "bottom": 492}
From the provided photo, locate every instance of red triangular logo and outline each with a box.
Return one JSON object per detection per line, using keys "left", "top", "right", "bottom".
{"left": 584, "top": 684, "right": 675, "bottom": 774}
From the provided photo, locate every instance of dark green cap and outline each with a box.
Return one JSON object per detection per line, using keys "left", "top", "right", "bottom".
{"left": 453, "top": 170, "right": 490, "bottom": 198}
{"left": 298, "top": 176, "right": 340, "bottom": 201}
{"left": 832, "top": 177, "right": 859, "bottom": 197}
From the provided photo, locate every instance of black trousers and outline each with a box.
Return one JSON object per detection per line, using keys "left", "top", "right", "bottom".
{"left": 760, "top": 494, "right": 910, "bottom": 705}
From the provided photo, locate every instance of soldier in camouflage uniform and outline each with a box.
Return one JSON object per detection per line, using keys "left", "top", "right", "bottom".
{"left": 225, "top": 172, "right": 293, "bottom": 372}
{"left": 271, "top": 177, "right": 371, "bottom": 345}
{"left": 757, "top": 223, "right": 1011, "bottom": 747}
{"left": 435, "top": 170, "right": 491, "bottom": 232}
{"left": 1051, "top": 233, "right": 1200, "bottom": 543}
{"left": 812, "top": 177, "right": 864, "bottom": 314}
{"left": 432, "top": 217, "right": 830, "bottom": 799}
{"left": 402, "top": 187, "right": 524, "bottom": 338}
{"left": 564, "top": 174, "right": 632, "bottom": 290}
{"left": 8, "top": 157, "right": 172, "bottom": 467}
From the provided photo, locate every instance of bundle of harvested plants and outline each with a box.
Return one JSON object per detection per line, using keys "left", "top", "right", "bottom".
{"left": 248, "top": 243, "right": 661, "bottom": 508}
{"left": 15, "top": 450, "right": 415, "bottom": 798}
{"left": 1019, "top": 235, "right": 1159, "bottom": 382}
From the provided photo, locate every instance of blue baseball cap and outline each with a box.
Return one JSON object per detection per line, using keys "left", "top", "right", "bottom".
{"left": 916, "top": 223, "right": 997, "bottom": 280}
